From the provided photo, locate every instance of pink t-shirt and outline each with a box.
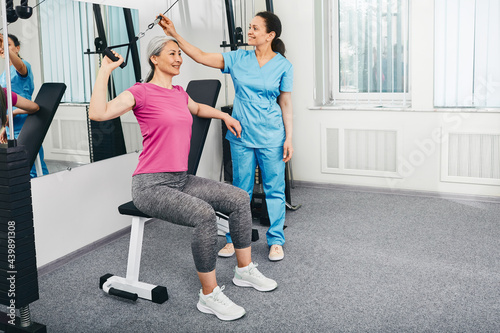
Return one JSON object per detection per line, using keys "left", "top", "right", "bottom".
{"left": 127, "top": 83, "right": 193, "bottom": 176}
{"left": 2, "top": 88, "right": 18, "bottom": 107}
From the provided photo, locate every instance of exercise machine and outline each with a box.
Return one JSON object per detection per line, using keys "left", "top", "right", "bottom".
{"left": 0, "top": 83, "right": 66, "bottom": 333}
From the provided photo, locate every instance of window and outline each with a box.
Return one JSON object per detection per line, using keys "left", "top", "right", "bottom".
{"left": 39, "top": 0, "right": 139, "bottom": 103}
{"left": 434, "top": 0, "right": 500, "bottom": 108}
{"left": 314, "top": 0, "right": 410, "bottom": 107}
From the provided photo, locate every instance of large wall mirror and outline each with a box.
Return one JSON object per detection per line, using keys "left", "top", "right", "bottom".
{"left": 1, "top": 0, "right": 274, "bottom": 177}
{"left": 38, "top": 0, "right": 142, "bottom": 174}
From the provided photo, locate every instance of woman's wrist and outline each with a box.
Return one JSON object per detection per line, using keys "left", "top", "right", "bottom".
{"left": 170, "top": 31, "right": 179, "bottom": 39}
{"left": 99, "top": 67, "right": 113, "bottom": 77}
{"left": 220, "top": 112, "right": 230, "bottom": 122}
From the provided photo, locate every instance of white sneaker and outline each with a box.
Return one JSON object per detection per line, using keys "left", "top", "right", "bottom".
{"left": 268, "top": 244, "right": 284, "bottom": 261}
{"left": 197, "top": 286, "right": 246, "bottom": 321}
{"left": 233, "top": 262, "right": 278, "bottom": 292}
{"left": 218, "top": 243, "right": 235, "bottom": 258}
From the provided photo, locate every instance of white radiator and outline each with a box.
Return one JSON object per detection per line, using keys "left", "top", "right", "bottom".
{"left": 443, "top": 132, "right": 500, "bottom": 185}
{"left": 321, "top": 125, "right": 400, "bottom": 178}
{"left": 51, "top": 119, "right": 89, "bottom": 154}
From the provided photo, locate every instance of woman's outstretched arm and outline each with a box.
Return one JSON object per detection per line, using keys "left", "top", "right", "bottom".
{"left": 14, "top": 95, "right": 39, "bottom": 114}
{"left": 187, "top": 96, "right": 241, "bottom": 138}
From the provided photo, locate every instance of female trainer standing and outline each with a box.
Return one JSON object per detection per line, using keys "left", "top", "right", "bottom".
{"left": 160, "top": 11, "right": 293, "bottom": 261}
{"left": 0, "top": 34, "right": 48, "bottom": 177}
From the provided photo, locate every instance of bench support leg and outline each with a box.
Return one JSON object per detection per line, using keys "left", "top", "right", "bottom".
{"left": 99, "top": 217, "right": 168, "bottom": 304}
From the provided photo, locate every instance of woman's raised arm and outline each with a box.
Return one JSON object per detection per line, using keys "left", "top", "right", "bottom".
{"left": 89, "top": 51, "right": 135, "bottom": 121}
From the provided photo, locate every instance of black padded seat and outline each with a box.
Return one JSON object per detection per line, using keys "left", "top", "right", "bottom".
{"left": 118, "top": 201, "right": 151, "bottom": 218}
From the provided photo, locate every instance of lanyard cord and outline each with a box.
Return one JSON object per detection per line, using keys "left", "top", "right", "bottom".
{"left": 136, "top": 0, "right": 180, "bottom": 40}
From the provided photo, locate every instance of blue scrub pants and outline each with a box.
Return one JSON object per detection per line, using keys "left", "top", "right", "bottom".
{"left": 226, "top": 143, "right": 286, "bottom": 246}
{"left": 30, "top": 146, "right": 49, "bottom": 178}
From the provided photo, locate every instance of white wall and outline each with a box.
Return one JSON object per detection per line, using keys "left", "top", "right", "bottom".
{"left": 31, "top": 152, "right": 137, "bottom": 267}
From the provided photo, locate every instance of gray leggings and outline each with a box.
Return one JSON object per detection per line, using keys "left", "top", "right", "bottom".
{"left": 132, "top": 172, "right": 252, "bottom": 273}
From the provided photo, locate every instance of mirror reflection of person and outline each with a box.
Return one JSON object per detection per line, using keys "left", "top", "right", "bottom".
{"left": 89, "top": 36, "right": 277, "bottom": 321}
{"left": 0, "top": 34, "right": 48, "bottom": 177}
{"left": 160, "top": 12, "right": 294, "bottom": 262}
{"left": 0, "top": 86, "right": 39, "bottom": 142}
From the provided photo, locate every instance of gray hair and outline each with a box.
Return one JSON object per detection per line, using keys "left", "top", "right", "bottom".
{"left": 145, "top": 36, "right": 179, "bottom": 82}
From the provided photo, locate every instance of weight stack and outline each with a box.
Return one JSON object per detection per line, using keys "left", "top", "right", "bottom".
{"left": 0, "top": 143, "right": 40, "bottom": 320}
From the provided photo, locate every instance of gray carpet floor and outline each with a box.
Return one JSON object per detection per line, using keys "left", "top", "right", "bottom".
{"left": 6, "top": 184, "right": 500, "bottom": 332}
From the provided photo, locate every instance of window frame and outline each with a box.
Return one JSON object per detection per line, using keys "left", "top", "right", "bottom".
{"left": 314, "top": 0, "right": 411, "bottom": 107}
{"left": 434, "top": 0, "right": 500, "bottom": 109}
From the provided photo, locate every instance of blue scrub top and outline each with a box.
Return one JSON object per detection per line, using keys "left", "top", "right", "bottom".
{"left": 222, "top": 49, "right": 293, "bottom": 148}
{"left": 0, "top": 59, "right": 35, "bottom": 137}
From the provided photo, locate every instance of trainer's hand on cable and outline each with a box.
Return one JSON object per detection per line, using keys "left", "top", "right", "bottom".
{"left": 224, "top": 116, "right": 242, "bottom": 138}
{"left": 102, "top": 50, "right": 124, "bottom": 71}
{"left": 283, "top": 139, "right": 293, "bottom": 162}
{"left": 158, "top": 14, "right": 176, "bottom": 36}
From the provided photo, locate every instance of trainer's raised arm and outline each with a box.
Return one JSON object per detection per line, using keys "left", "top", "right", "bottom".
{"left": 158, "top": 14, "right": 225, "bottom": 69}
